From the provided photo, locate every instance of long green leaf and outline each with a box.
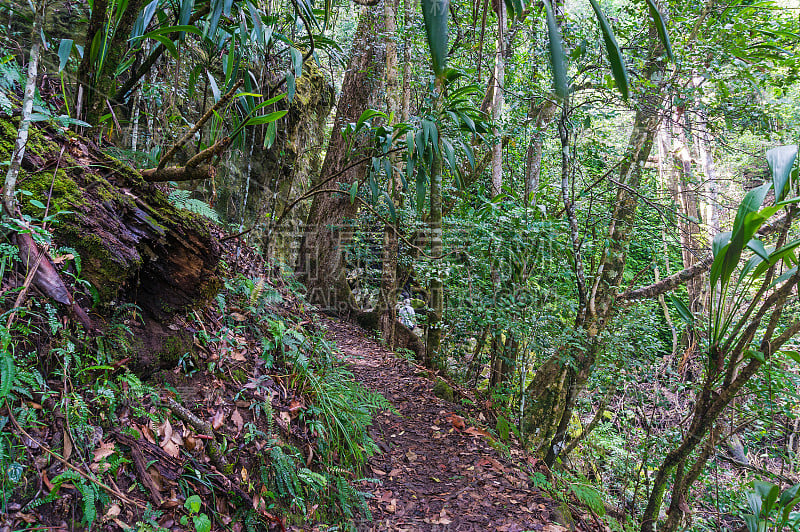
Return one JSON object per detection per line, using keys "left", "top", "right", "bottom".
{"left": 245, "top": 110, "right": 287, "bottom": 126}
{"left": 543, "top": 0, "right": 568, "bottom": 99}
{"left": 766, "top": 144, "right": 798, "bottom": 203}
{"left": 57, "top": 39, "right": 73, "bottom": 72}
{"left": 588, "top": 0, "right": 629, "bottom": 100}
{"left": 645, "top": 0, "right": 673, "bottom": 61}
{"left": 151, "top": 35, "right": 179, "bottom": 59}
{"left": 421, "top": 0, "right": 449, "bottom": 77}
{"left": 141, "top": 25, "right": 202, "bottom": 40}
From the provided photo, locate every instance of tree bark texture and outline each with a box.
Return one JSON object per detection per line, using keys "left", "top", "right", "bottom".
{"left": 295, "top": 6, "right": 386, "bottom": 313}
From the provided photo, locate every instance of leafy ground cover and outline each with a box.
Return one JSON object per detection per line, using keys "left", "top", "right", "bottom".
{"left": 1, "top": 231, "right": 608, "bottom": 531}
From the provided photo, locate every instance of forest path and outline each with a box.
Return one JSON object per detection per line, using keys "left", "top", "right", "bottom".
{"left": 321, "top": 317, "right": 588, "bottom": 532}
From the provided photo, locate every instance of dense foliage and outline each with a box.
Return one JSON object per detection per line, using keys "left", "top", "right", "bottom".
{"left": 1, "top": 0, "right": 799, "bottom": 528}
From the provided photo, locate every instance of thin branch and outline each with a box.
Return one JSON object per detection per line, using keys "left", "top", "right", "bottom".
{"left": 3, "top": 1, "right": 43, "bottom": 216}
{"left": 6, "top": 405, "right": 145, "bottom": 509}
{"left": 155, "top": 80, "right": 243, "bottom": 170}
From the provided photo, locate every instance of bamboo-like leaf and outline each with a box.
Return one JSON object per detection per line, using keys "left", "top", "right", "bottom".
{"left": 151, "top": 34, "right": 178, "bottom": 59}
{"left": 207, "top": 0, "right": 225, "bottom": 37}
{"left": 290, "top": 47, "right": 303, "bottom": 80}
{"left": 206, "top": 70, "right": 221, "bottom": 101}
{"left": 349, "top": 181, "right": 358, "bottom": 205}
{"left": 131, "top": 0, "right": 160, "bottom": 40}
{"left": 286, "top": 71, "right": 296, "bottom": 102}
{"left": 57, "top": 39, "right": 73, "bottom": 72}
{"left": 747, "top": 239, "right": 769, "bottom": 262}
{"left": 141, "top": 25, "right": 202, "bottom": 40}
{"left": 382, "top": 190, "right": 397, "bottom": 223}
{"left": 668, "top": 294, "right": 693, "bottom": 324}
{"left": 421, "top": 0, "right": 449, "bottom": 77}
{"left": 543, "top": 0, "right": 567, "bottom": 99}
{"left": 263, "top": 120, "right": 277, "bottom": 149}
{"left": 766, "top": 144, "right": 798, "bottom": 203}
{"left": 645, "top": 0, "right": 673, "bottom": 62}
{"left": 588, "top": 0, "right": 629, "bottom": 101}
{"left": 179, "top": 0, "right": 195, "bottom": 26}
{"left": 246, "top": 110, "right": 287, "bottom": 125}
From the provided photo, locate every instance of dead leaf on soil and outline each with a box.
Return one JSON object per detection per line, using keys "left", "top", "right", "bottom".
{"left": 162, "top": 439, "right": 180, "bottom": 458}
{"left": 385, "top": 499, "right": 397, "bottom": 513}
{"left": 102, "top": 503, "right": 121, "bottom": 522}
{"left": 496, "top": 524, "right": 526, "bottom": 532}
{"left": 446, "top": 413, "right": 465, "bottom": 430}
{"left": 140, "top": 423, "right": 156, "bottom": 444}
{"left": 63, "top": 429, "right": 73, "bottom": 461}
{"left": 93, "top": 441, "right": 116, "bottom": 463}
{"left": 542, "top": 525, "right": 567, "bottom": 532}
{"left": 231, "top": 409, "right": 244, "bottom": 435}
{"left": 211, "top": 408, "right": 226, "bottom": 430}
{"left": 288, "top": 399, "right": 304, "bottom": 418}
{"left": 426, "top": 508, "right": 452, "bottom": 525}
{"left": 158, "top": 419, "right": 173, "bottom": 447}
{"left": 465, "top": 426, "right": 493, "bottom": 438}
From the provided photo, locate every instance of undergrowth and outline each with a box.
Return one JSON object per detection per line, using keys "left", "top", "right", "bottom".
{"left": 0, "top": 234, "right": 389, "bottom": 529}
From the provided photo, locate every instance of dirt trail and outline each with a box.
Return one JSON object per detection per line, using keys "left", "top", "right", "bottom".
{"left": 323, "top": 318, "right": 590, "bottom": 532}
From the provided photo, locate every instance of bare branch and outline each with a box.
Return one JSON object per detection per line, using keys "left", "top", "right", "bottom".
{"left": 617, "top": 256, "right": 713, "bottom": 302}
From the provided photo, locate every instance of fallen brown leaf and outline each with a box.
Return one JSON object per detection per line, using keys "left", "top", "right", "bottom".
{"left": 231, "top": 409, "right": 244, "bottom": 435}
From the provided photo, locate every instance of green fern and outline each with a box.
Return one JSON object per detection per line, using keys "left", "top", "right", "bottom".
{"left": 30, "top": 470, "right": 100, "bottom": 527}
{"left": 269, "top": 446, "right": 300, "bottom": 501}
{"left": 332, "top": 475, "right": 372, "bottom": 520}
{"left": 167, "top": 189, "right": 220, "bottom": 223}
{"left": 569, "top": 483, "right": 605, "bottom": 516}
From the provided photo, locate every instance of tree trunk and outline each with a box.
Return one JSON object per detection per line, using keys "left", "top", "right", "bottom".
{"left": 524, "top": 100, "right": 557, "bottom": 207}
{"left": 78, "top": 0, "right": 143, "bottom": 128}
{"left": 425, "top": 77, "right": 445, "bottom": 367}
{"left": 377, "top": 0, "right": 403, "bottom": 347}
{"left": 524, "top": 98, "right": 662, "bottom": 462}
{"left": 489, "top": 0, "right": 506, "bottom": 197}
{"left": 295, "top": 6, "right": 386, "bottom": 312}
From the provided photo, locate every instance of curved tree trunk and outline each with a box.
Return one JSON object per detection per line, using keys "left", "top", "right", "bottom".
{"left": 295, "top": 6, "right": 385, "bottom": 313}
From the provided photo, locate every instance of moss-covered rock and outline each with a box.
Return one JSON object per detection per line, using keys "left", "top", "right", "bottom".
{"left": 433, "top": 378, "right": 454, "bottom": 402}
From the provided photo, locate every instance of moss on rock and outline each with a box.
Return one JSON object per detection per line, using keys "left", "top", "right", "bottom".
{"left": 433, "top": 378, "right": 454, "bottom": 402}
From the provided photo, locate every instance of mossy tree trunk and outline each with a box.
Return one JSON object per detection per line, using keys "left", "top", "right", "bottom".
{"left": 424, "top": 77, "right": 445, "bottom": 367}
{"left": 377, "top": 0, "right": 403, "bottom": 348}
{"left": 295, "top": 6, "right": 385, "bottom": 313}
{"left": 523, "top": 99, "right": 662, "bottom": 463}
{"left": 77, "top": 0, "right": 143, "bottom": 128}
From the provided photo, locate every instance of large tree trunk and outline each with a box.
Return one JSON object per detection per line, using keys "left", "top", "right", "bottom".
{"left": 295, "top": 6, "right": 385, "bottom": 313}
{"left": 489, "top": 0, "right": 507, "bottom": 197}
{"left": 425, "top": 77, "right": 445, "bottom": 367}
{"left": 377, "top": 0, "right": 403, "bottom": 348}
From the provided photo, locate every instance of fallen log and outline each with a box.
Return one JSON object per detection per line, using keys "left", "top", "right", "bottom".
{"left": 0, "top": 116, "right": 222, "bottom": 368}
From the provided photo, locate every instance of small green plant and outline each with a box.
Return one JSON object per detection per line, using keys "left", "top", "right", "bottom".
{"left": 168, "top": 188, "right": 220, "bottom": 223}
{"left": 742, "top": 480, "right": 800, "bottom": 532}
{"left": 569, "top": 483, "right": 605, "bottom": 517}
{"left": 180, "top": 494, "right": 212, "bottom": 532}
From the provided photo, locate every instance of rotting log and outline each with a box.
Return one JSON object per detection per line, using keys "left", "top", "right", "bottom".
{"left": 0, "top": 116, "right": 221, "bottom": 369}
